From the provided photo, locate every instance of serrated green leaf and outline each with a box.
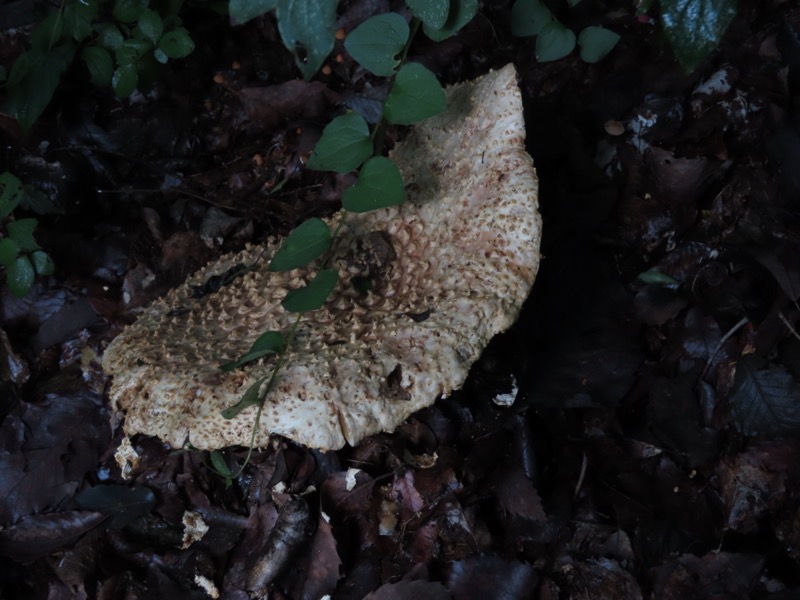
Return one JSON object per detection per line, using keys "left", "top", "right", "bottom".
{"left": 345, "top": 13, "right": 409, "bottom": 76}
{"left": 112, "top": 63, "right": 138, "bottom": 97}
{"left": 64, "top": 0, "right": 99, "bottom": 41}
{"left": 536, "top": 21, "right": 576, "bottom": 62}
{"left": 97, "top": 23, "right": 125, "bottom": 50}
{"left": 661, "top": 0, "right": 736, "bottom": 72}
{"left": 138, "top": 9, "right": 164, "bottom": 44}
{"left": 577, "top": 26, "right": 620, "bottom": 63}
{"left": 406, "top": 0, "right": 449, "bottom": 30}
{"left": 7, "top": 219, "right": 40, "bottom": 252}
{"left": 276, "top": 0, "right": 337, "bottom": 79}
{"left": 229, "top": 0, "right": 278, "bottom": 25}
{"left": 157, "top": 27, "right": 195, "bottom": 58}
{"left": 221, "top": 376, "right": 267, "bottom": 419}
{"left": 269, "top": 217, "right": 332, "bottom": 271}
{"left": 0, "top": 172, "right": 23, "bottom": 220}
{"left": 8, "top": 255, "right": 35, "bottom": 297}
{"left": 342, "top": 156, "right": 405, "bottom": 213}
{"left": 384, "top": 63, "right": 446, "bottom": 125}
{"left": 307, "top": 113, "right": 372, "bottom": 173}
{"left": 114, "top": 0, "right": 148, "bottom": 22}
{"left": 81, "top": 46, "right": 113, "bottom": 86}
{"left": 0, "top": 239, "right": 18, "bottom": 267}
{"left": 31, "top": 250, "right": 54, "bottom": 276}
{"left": 219, "top": 331, "right": 285, "bottom": 371}
{"left": 423, "top": 0, "right": 478, "bottom": 42}
{"left": 510, "top": 0, "right": 553, "bottom": 37}
{"left": 282, "top": 268, "right": 338, "bottom": 312}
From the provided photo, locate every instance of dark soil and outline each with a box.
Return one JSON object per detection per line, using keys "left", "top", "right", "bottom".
{"left": 3, "top": 0, "right": 800, "bottom": 598}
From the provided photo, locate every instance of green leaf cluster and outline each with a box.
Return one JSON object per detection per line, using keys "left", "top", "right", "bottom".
{"left": 511, "top": 0, "right": 735, "bottom": 71}
{"left": 5, "top": 0, "right": 195, "bottom": 131}
{"left": 229, "top": 0, "right": 478, "bottom": 79}
{"left": 510, "top": 0, "right": 620, "bottom": 63}
{"left": 0, "top": 173, "right": 54, "bottom": 297}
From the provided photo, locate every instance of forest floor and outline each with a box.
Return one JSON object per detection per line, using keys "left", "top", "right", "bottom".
{"left": 3, "top": 0, "right": 800, "bottom": 598}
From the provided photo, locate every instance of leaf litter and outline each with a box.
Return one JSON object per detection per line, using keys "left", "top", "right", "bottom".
{"left": 4, "top": 1, "right": 800, "bottom": 598}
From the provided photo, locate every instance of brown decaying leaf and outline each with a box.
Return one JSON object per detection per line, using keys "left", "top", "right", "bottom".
{"left": 246, "top": 498, "right": 311, "bottom": 596}
{"left": 239, "top": 81, "right": 340, "bottom": 131}
{"left": 0, "top": 511, "right": 107, "bottom": 563}
{"left": 364, "top": 579, "right": 450, "bottom": 600}
{"left": 716, "top": 441, "right": 800, "bottom": 533}
{"left": 650, "top": 551, "right": 764, "bottom": 599}
{"left": 446, "top": 554, "right": 538, "bottom": 600}
{"left": 0, "top": 388, "right": 110, "bottom": 526}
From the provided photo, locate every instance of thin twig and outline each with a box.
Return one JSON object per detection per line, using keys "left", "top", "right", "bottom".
{"left": 702, "top": 316, "right": 749, "bottom": 378}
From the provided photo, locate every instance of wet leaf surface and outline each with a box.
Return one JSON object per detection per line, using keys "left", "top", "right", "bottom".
{"left": 3, "top": 1, "right": 800, "bottom": 598}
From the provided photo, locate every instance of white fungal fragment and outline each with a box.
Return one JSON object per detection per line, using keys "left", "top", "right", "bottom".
{"left": 193, "top": 574, "right": 220, "bottom": 599}
{"left": 182, "top": 510, "right": 210, "bottom": 548}
{"left": 492, "top": 375, "right": 519, "bottom": 407}
{"left": 102, "top": 64, "right": 541, "bottom": 451}
{"left": 345, "top": 468, "right": 360, "bottom": 492}
{"left": 113, "top": 436, "right": 140, "bottom": 480}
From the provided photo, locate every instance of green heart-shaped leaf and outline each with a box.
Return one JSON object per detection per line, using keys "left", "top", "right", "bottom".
{"left": 423, "top": 0, "right": 478, "bottom": 41}
{"left": 344, "top": 13, "right": 409, "bottom": 76}
{"left": 342, "top": 157, "right": 405, "bottom": 213}
{"left": 384, "top": 63, "right": 446, "bottom": 125}
{"left": 282, "top": 268, "right": 338, "bottom": 312}
{"left": 406, "top": 0, "right": 449, "bottom": 30}
{"left": 577, "top": 26, "right": 620, "bottom": 63}
{"left": 536, "top": 21, "right": 576, "bottom": 62}
{"left": 269, "top": 217, "right": 332, "bottom": 272}
{"left": 307, "top": 113, "right": 372, "bottom": 173}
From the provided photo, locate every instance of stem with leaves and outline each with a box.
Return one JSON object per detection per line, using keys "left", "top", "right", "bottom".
{"left": 208, "top": 0, "right": 478, "bottom": 485}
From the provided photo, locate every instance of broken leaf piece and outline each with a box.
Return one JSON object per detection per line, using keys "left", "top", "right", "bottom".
{"left": 102, "top": 64, "right": 541, "bottom": 450}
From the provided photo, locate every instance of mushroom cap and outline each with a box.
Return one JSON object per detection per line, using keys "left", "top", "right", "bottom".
{"left": 102, "top": 63, "right": 541, "bottom": 451}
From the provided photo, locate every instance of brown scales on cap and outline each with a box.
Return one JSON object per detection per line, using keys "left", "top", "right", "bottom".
{"left": 102, "top": 63, "right": 542, "bottom": 451}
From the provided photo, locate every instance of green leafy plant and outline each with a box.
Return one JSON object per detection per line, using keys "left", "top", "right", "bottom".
{"left": 210, "top": 0, "right": 477, "bottom": 484}
{"left": 511, "top": 0, "right": 621, "bottom": 63}
{"left": 0, "top": 173, "right": 54, "bottom": 297}
{"left": 510, "top": 0, "right": 736, "bottom": 71}
{"left": 5, "top": 0, "right": 195, "bottom": 131}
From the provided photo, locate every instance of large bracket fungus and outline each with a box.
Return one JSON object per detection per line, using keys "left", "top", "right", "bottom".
{"left": 102, "top": 63, "right": 542, "bottom": 451}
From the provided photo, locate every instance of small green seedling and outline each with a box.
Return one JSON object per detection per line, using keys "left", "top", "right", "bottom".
{"left": 0, "top": 173, "right": 54, "bottom": 297}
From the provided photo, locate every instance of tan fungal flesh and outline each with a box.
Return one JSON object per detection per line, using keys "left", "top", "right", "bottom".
{"left": 102, "top": 64, "right": 541, "bottom": 451}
